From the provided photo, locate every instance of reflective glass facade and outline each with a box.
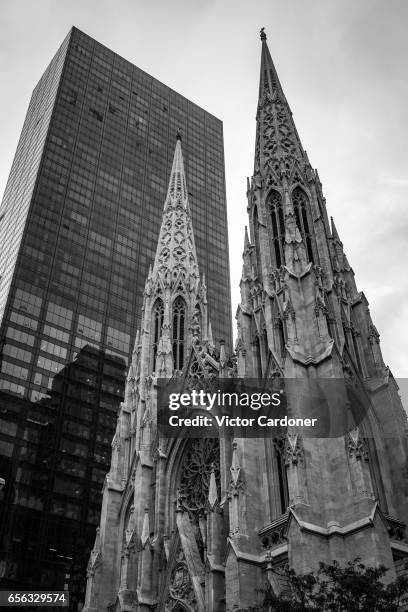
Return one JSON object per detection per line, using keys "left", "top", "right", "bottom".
{"left": 0, "top": 27, "right": 231, "bottom": 608}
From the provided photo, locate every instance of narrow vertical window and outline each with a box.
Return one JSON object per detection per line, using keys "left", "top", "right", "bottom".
{"left": 255, "top": 336, "right": 262, "bottom": 377}
{"left": 253, "top": 206, "right": 262, "bottom": 276}
{"left": 268, "top": 191, "right": 285, "bottom": 268}
{"left": 273, "top": 438, "right": 289, "bottom": 515}
{"left": 292, "top": 188, "right": 314, "bottom": 263}
{"left": 277, "top": 318, "right": 285, "bottom": 357}
{"left": 276, "top": 450, "right": 289, "bottom": 514}
{"left": 152, "top": 299, "right": 164, "bottom": 369}
{"left": 172, "top": 297, "right": 185, "bottom": 371}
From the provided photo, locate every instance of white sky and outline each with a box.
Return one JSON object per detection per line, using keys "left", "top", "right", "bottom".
{"left": 0, "top": 0, "right": 407, "bottom": 381}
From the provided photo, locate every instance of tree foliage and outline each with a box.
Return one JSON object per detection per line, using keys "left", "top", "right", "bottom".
{"left": 240, "top": 558, "right": 408, "bottom": 611}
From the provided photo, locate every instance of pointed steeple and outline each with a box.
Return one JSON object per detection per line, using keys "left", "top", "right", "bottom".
{"left": 207, "top": 320, "right": 214, "bottom": 349}
{"left": 151, "top": 135, "right": 199, "bottom": 287}
{"left": 165, "top": 130, "right": 188, "bottom": 207}
{"left": 137, "top": 133, "right": 207, "bottom": 380}
{"left": 241, "top": 226, "right": 252, "bottom": 284}
{"left": 258, "top": 27, "right": 289, "bottom": 107}
{"left": 255, "top": 28, "right": 305, "bottom": 175}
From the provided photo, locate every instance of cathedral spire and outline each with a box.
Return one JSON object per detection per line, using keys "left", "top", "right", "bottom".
{"left": 151, "top": 134, "right": 199, "bottom": 286}
{"left": 258, "top": 27, "right": 288, "bottom": 107}
{"left": 255, "top": 28, "right": 305, "bottom": 175}
{"left": 164, "top": 131, "right": 189, "bottom": 207}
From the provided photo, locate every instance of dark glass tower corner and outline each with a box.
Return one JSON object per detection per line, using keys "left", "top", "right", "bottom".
{"left": 0, "top": 27, "right": 232, "bottom": 608}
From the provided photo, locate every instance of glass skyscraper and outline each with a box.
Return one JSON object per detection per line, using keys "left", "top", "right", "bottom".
{"left": 0, "top": 27, "right": 231, "bottom": 606}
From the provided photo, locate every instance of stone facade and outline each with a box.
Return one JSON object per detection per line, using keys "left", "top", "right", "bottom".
{"left": 83, "top": 32, "right": 408, "bottom": 612}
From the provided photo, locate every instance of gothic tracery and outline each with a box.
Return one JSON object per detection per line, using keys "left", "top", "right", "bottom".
{"left": 178, "top": 438, "right": 220, "bottom": 517}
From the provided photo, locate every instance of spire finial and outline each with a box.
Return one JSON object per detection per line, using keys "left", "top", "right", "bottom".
{"left": 176, "top": 127, "right": 182, "bottom": 141}
{"left": 260, "top": 27, "right": 266, "bottom": 41}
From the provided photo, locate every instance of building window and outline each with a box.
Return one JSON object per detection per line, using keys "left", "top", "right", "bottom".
{"left": 268, "top": 191, "right": 285, "bottom": 268}
{"left": 253, "top": 206, "right": 262, "bottom": 276}
{"left": 292, "top": 188, "right": 314, "bottom": 263}
{"left": 172, "top": 297, "right": 185, "bottom": 371}
{"left": 276, "top": 448, "right": 289, "bottom": 514}
{"left": 152, "top": 298, "right": 164, "bottom": 369}
{"left": 273, "top": 437, "right": 289, "bottom": 515}
{"left": 255, "top": 335, "right": 262, "bottom": 377}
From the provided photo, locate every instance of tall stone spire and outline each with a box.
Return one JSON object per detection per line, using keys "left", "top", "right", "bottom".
{"left": 258, "top": 27, "right": 289, "bottom": 107}
{"left": 151, "top": 133, "right": 199, "bottom": 287}
{"left": 141, "top": 134, "right": 203, "bottom": 378}
{"left": 255, "top": 27, "right": 306, "bottom": 177}
{"left": 233, "top": 30, "right": 408, "bottom": 601}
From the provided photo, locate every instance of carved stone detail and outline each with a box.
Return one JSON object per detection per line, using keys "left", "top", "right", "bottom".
{"left": 165, "top": 548, "right": 197, "bottom": 611}
{"left": 347, "top": 428, "right": 368, "bottom": 462}
{"left": 274, "top": 434, "right": 303, "bottom": 467}
{"left": 178, "top": 439, "right": 220, "bottom": 517}
{"left": 260, "top": 513, "right": 289, "bottom": 549}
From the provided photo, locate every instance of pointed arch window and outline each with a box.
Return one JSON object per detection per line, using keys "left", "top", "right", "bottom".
{"left": 152, "top": 298, "right": 164, "bottom": 369}
{"left": 172, "top": 297, "right": 186, "bottom": 371}
{"left": 268, "top": 191, "right": 285, "bottom": 268}
{"left": 292, "top": 188, "right": 314, "bottom": 263}
{"left": 177, "top": 438, "right": 220, "bottom": 518}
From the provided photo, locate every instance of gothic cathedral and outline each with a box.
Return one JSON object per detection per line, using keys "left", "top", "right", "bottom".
{"left": 83, "top": 31, "right": 408, "bottom": 612}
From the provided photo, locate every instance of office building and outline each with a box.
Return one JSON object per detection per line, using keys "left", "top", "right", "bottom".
{"left": 0, "top": 27, "right": 231, "bottom": 607}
